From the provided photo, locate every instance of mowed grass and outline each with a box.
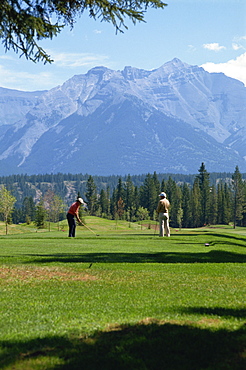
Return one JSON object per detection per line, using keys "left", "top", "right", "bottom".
{"left": 0, "top": 219, "right": 245, "bottom": 369}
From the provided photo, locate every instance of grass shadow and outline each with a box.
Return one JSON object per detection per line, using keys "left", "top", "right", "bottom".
{"left": 207, "top": 233, "right": 246, "bottom": 243}
{"left": 178, "top": 307, "right": 246, "bottom": 319}
{"left": 0, "top": 321, "right": 245, "bottom": 370}
{"left": 22, "top": 250, "right": 246, "bottom": 264}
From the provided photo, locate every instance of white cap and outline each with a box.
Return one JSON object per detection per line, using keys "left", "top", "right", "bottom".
{"left": 77, "top": 197, "right": 84, "bottom": 204}
{"left": 159, "top": 192, "right": 166, "bottom": 198}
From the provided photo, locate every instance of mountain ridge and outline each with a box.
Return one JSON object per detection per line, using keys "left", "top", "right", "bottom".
{"left": 0, "top": 58, "right": 245, "bottom": 175}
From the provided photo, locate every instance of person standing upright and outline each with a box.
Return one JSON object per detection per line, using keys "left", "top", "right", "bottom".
{"left": 66, "top": 198, "right": 84, "bottom": 237}
{"left": 156, "top": 192, "right": 170, "bottom": 237}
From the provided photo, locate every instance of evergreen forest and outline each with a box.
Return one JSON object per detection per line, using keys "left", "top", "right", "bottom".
{"left": 0, "top": 164, "right": 246, "bottom": 229}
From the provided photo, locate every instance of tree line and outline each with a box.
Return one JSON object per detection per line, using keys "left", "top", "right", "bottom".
{"left": 0, "top": 171, "right": 241, "bottom": 209}
{"left": 86, "top": 164, "right": 246, "bottom": 229}
{"left": 0, "top": 164, "right": 246, "bottom": 234}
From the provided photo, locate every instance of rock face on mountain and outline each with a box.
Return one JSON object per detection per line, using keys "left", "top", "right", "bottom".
{"left": 0, "top": 58, "right": 245, "bottom": 175}
{"left": 0, "top": 88, "right": 45, "bottom": 136}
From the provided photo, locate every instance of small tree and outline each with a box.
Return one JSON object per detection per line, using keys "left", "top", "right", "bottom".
{"left": 136, "top": 207, "right": 149, "bottom": 229}
{"left": 0, "top": 185, "right": 16, "bottom": 235}
{"left": 51, "top": 195, "right": 65, "bottom": 230}
{"left": 177, "top": 206, "right": 183, "bottom": 230}
{"left": 117, "top": 197, "right": 125, "bottom": 220}
{"left": 34, "top": 199, "right": 46, "bottom": 229}
{"left": 43, "top": 189, "right": 55, "bottom": 231}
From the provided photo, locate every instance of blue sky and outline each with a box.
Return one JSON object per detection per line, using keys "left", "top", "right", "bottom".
{"left": 0, "top": 0, "right": 245, "bottom": 91}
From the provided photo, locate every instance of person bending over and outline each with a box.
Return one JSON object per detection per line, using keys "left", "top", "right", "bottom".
{"left": 67, "top": 198, "right": 84, "bottom": 237}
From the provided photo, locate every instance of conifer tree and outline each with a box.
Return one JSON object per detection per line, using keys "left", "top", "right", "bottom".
{"left": 168, "top": 180, "right": 182, "bottom": 228}
{"left": 140, "top": 173, "right": 159, "bottom": 218}
{"left": 191, "top": 179, "right": 202, "bottom": 227}
{"left": 85, "top": 175, "right": 97, "bottom": 215}
{"left": 125, "top": 175, "right": 136, "bottom": 221}
{"left": 181, "top": 183, "right": 192, "bottom": 228}
{"left": 152, "top": 171, "right": 161, "bottom": 196}
{"left": 165, "top": 176, "right": 178, "bottom": 227}
{"left": 98, "top": 189, "right": 108, "bottom": 217}
{"left": 242, "top": 182, "right": 246, "bottom": 226}
{"left": 133, "top": 186, "right": 140, "bottom": 221}
{"left": 207, "top": 185, "right": 217, "bottom": 225}
{"left": 110, "top": 188, "right": 117, "bottom": 219}
{"left": 76, "top": 191, "right": 86, "bottom": 225}
{"left": 116, "top": 177, "right": 125, "bottom": 203}
{"left": 217, "top": 182, "right": 231, "bottom": 225}
{"left": 232, "top": 166, "right": 244, "bottom": 228}
{"left": 217, "top": 183, "right": 223, "bottom": 224}
{"left": 160, "top": 179, "right": 167, "bottom": 194}
{"left": 22, "top": 196, "right": 36, "bottom": 223}
{"left": 106, "top": 186, "right": 111, "bottom": 217}
{"left": 196, "top": 163, "right": 210, "bottom": 225}
{"left": 117, "top": 197, "right": 125, "bottom": 220}
{"left": 34, "top": 199, "right": 46, "bottom": 229}
{"left": 223, "top": 183, "right": 233, "bottom": 225}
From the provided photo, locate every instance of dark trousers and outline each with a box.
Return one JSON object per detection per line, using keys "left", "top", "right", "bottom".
{"left": 67, "top": 213, "right": 76, "bottom": 237}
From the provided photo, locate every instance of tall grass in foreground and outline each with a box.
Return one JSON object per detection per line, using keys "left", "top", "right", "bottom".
{"left": 0, "top": 220, "right": 245, "bottom": 369}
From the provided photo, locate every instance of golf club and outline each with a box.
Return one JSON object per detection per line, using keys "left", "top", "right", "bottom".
{"left": 154, "top": 220, "right": 158, "bottom": 236}
{"left": 80, "top": 220, "right": 99, "bottom": 236}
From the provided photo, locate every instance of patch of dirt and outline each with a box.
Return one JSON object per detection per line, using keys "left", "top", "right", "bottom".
{"left": 0, "top": 266, "right": 97, "bottom": 282}
{"left": 197, "top": 317, "right": 222, "bottom": 326}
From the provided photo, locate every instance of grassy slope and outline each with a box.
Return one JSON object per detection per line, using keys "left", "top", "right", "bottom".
{"left": 0, "top": 219, "right": 245, "bottom": 369}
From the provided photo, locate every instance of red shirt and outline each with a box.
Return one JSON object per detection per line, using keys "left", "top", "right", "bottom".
{"left": 68, "top": 202, "right": 80, "bottom": 216}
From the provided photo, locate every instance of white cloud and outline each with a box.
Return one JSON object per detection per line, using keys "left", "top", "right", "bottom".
{"left": 203, "top": 43, "right": 226, "bottom": 51}
{"left": 51, "top": 51, "right": 109, "bottom": 68}
{"left": 0, "top": 55, "right": 15, "bottom": 61}
{"left": 232, "top": 43, "right": 242, "bottom": 51}
{"left": 0, "top": 64, "right": 58, "bottom": 91}
{"left": 0, "top": 51, "right": 111, "bottom": 91}
{"left": 187, "top": 44, "right": 196, "bottom": 52}
{"left": 232, "top": 35, "right": 246, "bottom": 51}
{"left": 201, "top": 52, "right": 246, "bottom": 86}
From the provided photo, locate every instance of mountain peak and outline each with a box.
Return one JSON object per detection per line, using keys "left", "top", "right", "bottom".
{"left": 87, "top": 66, "right": 110, "bottom": 75}
{"left": 162, "top": 58, "right": 190, "bottom": 71}
{"left": 122, "top": 66, "right": 150, "bottom": 80}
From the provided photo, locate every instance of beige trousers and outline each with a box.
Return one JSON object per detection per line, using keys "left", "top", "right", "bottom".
{"left": 159, "top": 212, "right": 170, "bottom": 237}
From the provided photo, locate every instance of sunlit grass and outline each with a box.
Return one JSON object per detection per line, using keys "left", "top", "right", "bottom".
{"left": 0, "top": 220, "right": 245, "bottom": 369}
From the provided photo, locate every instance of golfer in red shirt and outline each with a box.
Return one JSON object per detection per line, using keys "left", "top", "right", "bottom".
{"left": 67, "top": 198, "right": 84, "bottom": 237}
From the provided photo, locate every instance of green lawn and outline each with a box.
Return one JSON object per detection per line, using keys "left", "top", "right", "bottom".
{"left": 0, "top": 219, "right": 245, "bottom": 369}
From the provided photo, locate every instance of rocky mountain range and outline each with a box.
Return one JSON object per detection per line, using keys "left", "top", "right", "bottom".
{"left": 0, "top": 58, "right": 245, "bottom": 176}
